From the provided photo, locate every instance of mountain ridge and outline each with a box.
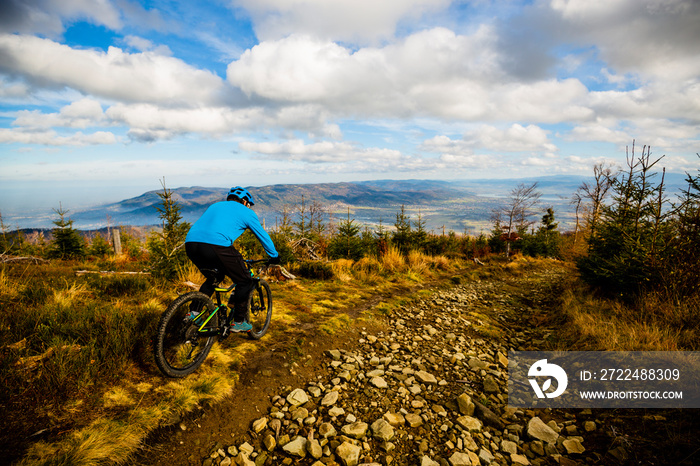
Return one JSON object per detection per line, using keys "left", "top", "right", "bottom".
{"left": 10, "top": 174, "right": 691, "bottom": 232}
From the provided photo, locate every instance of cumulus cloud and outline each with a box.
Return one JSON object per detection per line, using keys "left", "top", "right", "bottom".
{"left": 13, "top": 98, "right": 106, "bottom": 129}
{"left": 227, "top": 28, "right": 599, "bottom": 123}
{"left": 0, "top": 128, "right": 116, "bottom": 146}
{"left": 0, "top": 34, "right": 224, "bottom": 105}
{"left": 104, "top": 103, "right": 342, "bottom": 141}
{"left": 238, "top": 139, "right": 404, "bottom": 164}
{"left": 0, "top": 0, "right": 122, "bottom": 36}
{"left": 232, "top": 0, "right": 452, "bottom": 43}
{"left": 550, "top": 0, "right": 700, "bottom": 80}
{"left": 422, "top": 124, "right": 557, "bottom": 154}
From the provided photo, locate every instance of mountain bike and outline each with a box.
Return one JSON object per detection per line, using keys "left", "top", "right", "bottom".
{"left": 154, "top": 259, "right": 273, "bottom": 378}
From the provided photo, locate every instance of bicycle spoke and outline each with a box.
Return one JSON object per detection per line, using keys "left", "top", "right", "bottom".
{"left": 155, "top": 292, "right": 218, "bottom": 377}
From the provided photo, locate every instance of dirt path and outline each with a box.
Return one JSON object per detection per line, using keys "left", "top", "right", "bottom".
{"left": 132, "top": 262, "right": 700, "bottom": 466}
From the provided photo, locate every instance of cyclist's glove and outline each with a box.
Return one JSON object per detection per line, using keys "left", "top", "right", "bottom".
{"left": 268, "top": 256, "right": 281, "bottom": 265}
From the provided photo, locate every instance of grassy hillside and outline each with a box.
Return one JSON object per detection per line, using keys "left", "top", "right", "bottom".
{"left": 2, "top": 248, "right": 698, "bottom": 465}
{"left": 0, "top": 249, "right": 465, "bottom": 465}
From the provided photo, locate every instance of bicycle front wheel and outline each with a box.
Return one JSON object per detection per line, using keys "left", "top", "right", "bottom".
{"left": 155, "top": 291, "right": 219, "bottom": 377}
{"left": 247, "top": 279, "right": 272, "bottom": 340}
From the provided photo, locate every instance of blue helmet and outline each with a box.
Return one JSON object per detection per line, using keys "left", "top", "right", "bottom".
{"left": 227, "top": 186, "right": 255, "bottom": 206}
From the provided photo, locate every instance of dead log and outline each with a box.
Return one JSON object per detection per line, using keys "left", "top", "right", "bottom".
{"left": 0, "top": 254, "right": 48, "bottom": 264}
{"left": 75, "top": 270, "right": 151, "bottom": 276}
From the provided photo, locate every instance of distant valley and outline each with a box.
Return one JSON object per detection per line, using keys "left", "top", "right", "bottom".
{"left": 7, "top": 174, "right": 691, "bottom": 235}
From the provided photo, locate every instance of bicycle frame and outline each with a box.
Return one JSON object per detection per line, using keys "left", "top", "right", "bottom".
{"left": 190, "top": 259, "right": 268, "bottom": 337}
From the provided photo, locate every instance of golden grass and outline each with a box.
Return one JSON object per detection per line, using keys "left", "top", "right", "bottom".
{"left": 140, "top": 297, "right": 163, "bottom": 313}
{"left": 51, "top": 282, "right": 89, "bottom": 309}
{"left": 555, "top": 279, "right": 696, "bottom": 351}
{"left": 407, "top": 250, "right": 429, "bottom": 274}
{"left": 177, "top": 261, "right": 205, "bottom": 285}
{"left": 330, "top": 259, "right": 354, "bottom": 282}
{"left": 380, "top": 246, "right": 405, "bottom": 272}
{"left": 103, "top": 387, "right": 134, "bottom": 408}
{"left": 0, "top": 268, "right": 21, "bottom": 298}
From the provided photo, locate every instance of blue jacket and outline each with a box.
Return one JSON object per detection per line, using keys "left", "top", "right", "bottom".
{"left": 185, "top": 201, "right": 278, "bottom": 258}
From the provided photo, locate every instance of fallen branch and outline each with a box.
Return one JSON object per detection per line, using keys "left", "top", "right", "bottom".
{"left": 0, "top": 253, "right": 48, "bottom": 264}
{"left": 75, "top": 270, "right": 151, "bottom": 276}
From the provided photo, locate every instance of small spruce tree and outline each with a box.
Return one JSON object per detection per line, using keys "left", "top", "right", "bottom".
{"left": 48, "top": 205, "right": 86, "bottom": 260}
{"left": 147, "top": 180, "right": 191, "bottom": 280}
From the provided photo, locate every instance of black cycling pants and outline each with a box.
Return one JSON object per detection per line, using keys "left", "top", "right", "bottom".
{"left": 185, "top": 242, "right": 255, "bottom": 321}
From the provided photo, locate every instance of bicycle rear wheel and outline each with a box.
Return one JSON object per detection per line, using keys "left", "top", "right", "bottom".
{"left": 247, "top": 279, "right": 272, "bottom": 340}
{"left": 155, "top": 291, "right": 219, "bottom": 377}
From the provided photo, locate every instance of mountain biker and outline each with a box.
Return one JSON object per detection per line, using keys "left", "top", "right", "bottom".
{"left": 185, "top": 186, "right": 279, "bottom": 333}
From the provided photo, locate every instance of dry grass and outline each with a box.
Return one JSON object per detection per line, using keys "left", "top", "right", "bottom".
{"left": 177, "top": 261, "right": 205, "bottom": 285}
{"left": 351, "top": 256, "right": 383, "bottom": 283}
{"left": 103, "top": 386, "right": 135, "bottom": 408}
{"left": 556, "top": 279, "right": 698, "bottom": 351}
{"left": 5, "top": 250, "right": 469, "bottom": 466}
{"left": 0, "top": 268, "right": 21, "bottom": 298}
{"left": 331, "top": 259, "right": 354, "bottom": 282}
{"left": 380, "top": 246, "right": 405, "bottom": 272}
{"left": 51, "top": 282, "right": 89, "bottom": 309}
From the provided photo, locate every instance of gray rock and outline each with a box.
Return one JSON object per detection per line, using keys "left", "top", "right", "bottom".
{"left": 456, "top": 415, "right": 482, "bottom": 432}
{"left": 448, "top": 451, "right": 472, "bottom": 466}
{"left": 563, "top": 438, "right": 585, "bottom": 454}
{"left": 370, "top": 376, "right": 388, "bottom": 388}
{"left": 336, "top": 441, "right": 362, "bottom": 466}
{"left": 319, "top": 422, "right": 337, "bottom": 438}
{"left": 415, "top": 370, "right": 438, "bottom": 384}
{"left": 307, "top": 437, "right": 323, "bottom": 459}
{"left": 321, "top": 390, "right": 339, "bottom": 406}
{"left": 456, "top": 393, "right": 475, "bottom": 416}
{"left": 527, "top": 417, "right": 559, "bottom": 444}
{"left": 286, "top": 388, "right": 309, "bottom": 407}
{"left": 370, "top": 418, "right": 395, "bottom": 441}
{"left": 282, "top": 436, "right": 308, "bottom": 457}
{"left": 341, "top": 421, "right": 369, "bottom": 439}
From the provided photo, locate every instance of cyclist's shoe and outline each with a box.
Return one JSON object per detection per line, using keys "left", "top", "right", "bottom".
{"left": 229, "top": 321, "right": 252, "bottom": 333}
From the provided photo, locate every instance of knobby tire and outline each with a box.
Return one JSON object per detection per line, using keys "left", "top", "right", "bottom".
{"left": 155, "top": 291, "right": 218, "bottom": 377}
{"left": 247, "top": 279, "right": 272, "bottom": 340}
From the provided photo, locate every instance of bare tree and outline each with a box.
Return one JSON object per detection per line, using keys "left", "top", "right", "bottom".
{"left": 491, "top": 182, "right": 542, "bottom": 256}
{"left": 574, "top": 162, "right": 616, "bottom": 241}
{"left": 492, "top": 182, "right": 542, "bottom": 233}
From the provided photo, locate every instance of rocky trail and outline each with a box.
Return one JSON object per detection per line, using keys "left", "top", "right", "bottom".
{"left": 135, "top": 263, "right": 699, "bottom": 466}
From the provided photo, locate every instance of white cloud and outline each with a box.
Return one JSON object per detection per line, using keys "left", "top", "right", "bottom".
{"left": 0, "top": 34, "right": 224, "bottom": 105}
{"left": 105, "top": 103, "right": 342, "bottom": 142}
{"left": 0, "top": 0, "right": 122, "bottom": 36}
{"left": 548, "top": 0, "right": 700, "bottom": 80}
{"left": 238, "top": 139, "right": 404, "bottom": 164}
{"left": 232, "top": 0, "right": 452, "bottom": 43}
{"left": 438, "top": 152, "right": 497, "bottom": 169}
{"left": 0, "top": 128, "right": 117, "bottom": 146}
{"left": 568, "top": 123, "right": 630, "bottom": 145}
{"left": 422, "top": 124, "right": 557, "bottom": 154}
{"left": 227, "top": 28, "right": 598, "bottom": 123}
{"left": 0, "top": 77, "right": 29, "bottom": 98}
{"left": 467, "top": 124, "right": 558, "bottom": 153}
{"left": 13, "top": 98, "right": 106, "bottom": 129}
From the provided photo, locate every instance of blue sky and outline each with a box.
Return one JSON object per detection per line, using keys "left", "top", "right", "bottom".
{"left": 1, "top": 0, "right": 699, "bottom": 225}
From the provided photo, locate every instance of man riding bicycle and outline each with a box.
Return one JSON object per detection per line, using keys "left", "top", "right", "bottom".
{"left": 185, "top": 186, "right": 279, "bottom": 333}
